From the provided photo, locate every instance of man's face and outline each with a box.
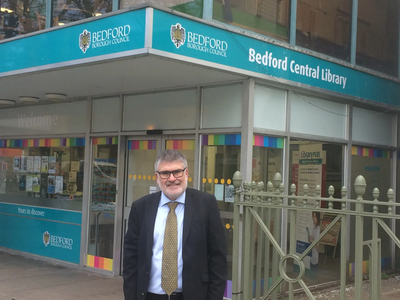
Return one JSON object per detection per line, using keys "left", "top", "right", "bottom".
{"left": 156, "top": 160, "right": 188, "bottom": 201}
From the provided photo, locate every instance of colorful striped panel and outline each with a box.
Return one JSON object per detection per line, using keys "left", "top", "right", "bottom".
{"left": 87, "top": 255, "right": 113, "bottom": 271}
{"left": 128, "top": 140, "right": 157, "bottom": 150}
{"left": 92, "top": 137, "right": 118, "bottom": 145}
{"left": 351, "top": 146, "right": 391, "bottom": 158}
{"left": 0, "top": 138, "right": 85, "bottom": 147}
{"left": 201, "top": 134, "right": 241, "bottom": 146}
{"left": 165, "top": 140, "right": 195, "bottom": 150}
{"left": 253, "top": 135, "right": 284, "bottom": 148}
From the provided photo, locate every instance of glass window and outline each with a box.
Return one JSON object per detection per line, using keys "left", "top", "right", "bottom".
{"left": 0, "top": 0, "right": 46, "bottom": 39}
{"left": 357, "top": 0, "right": 398, "bottom": 76}
{"left": 124, "top": 89, "right": 197, "bottom": 131}
{"left": 290, "top": 94, "right": 347, "bottom": 139}
{"left": 350, "top": 146, "right": 392, "bottom": 270}
{"left": 92, "top": 97, "right": 121, "bottom": 133}
{"left": 126, "top": 140, "right": 158, "bottom": 207}
{"left": 296, "top": 0, "right": 351, "bottom": 61}
{"left": 352, "top": 107, "right": 394, "bottom": 146}
{"left": 252, "top": 135, "right": 284, "bottom": 183}
{"left": 200, "top": 134, "right": 241, "bottom": 212}
{"left": 200, "top": 134, "right": 241, "bottom": 291}
{"left": 87, "top": 139, "right": 118, "bottom": 270}
{"left": 52, "top": 0, "right": 112, "bottom": 27}
{"left": 254, "top": 85, "right": 286, "bottom": 131}
{"left": 289, "top": 140, "right": 343, "bottom": 284}
{"left": 0, "top": 138, "right": 85, "bottom": 211}
{"left": 202, "top": 84, "right": 242, "bottom": 129}
{"left": 119, "top": 0, "right": 204, "bottom": 18}
{"left": 212, "top": 0, "right": 290, "bottom": 42}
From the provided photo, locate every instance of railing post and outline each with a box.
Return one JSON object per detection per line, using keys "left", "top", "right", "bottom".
{"left": 354, "top": 175, "right": 366, "bottom": 300}
{"left": 232, "top": 171, "right": 242, "bottom": 300}
{"left": 242, "top": 181, "right": 252, "bottom": 300}
{"left": 272, "top": 173, "right": 283, "bottom": 300}
{"left": 340, "top": 186, "right": 348, "bottom": 300}
{"left": 288, "top": 183, "right": 297, "bottom": 300}
{"left": 371, "top": 187, "right": 380, "bottom": 300}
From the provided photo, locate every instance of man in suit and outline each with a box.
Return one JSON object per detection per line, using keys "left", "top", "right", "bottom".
{"left": 123, "top": 149, "right": 227, "bottom": 300}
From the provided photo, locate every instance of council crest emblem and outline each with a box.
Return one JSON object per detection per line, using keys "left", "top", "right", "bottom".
{"left": 170, "top": 23, "right": 185, "bottom": 49}
{"left": 79, "top": 29, "right": 91, "bottom": 53}
{"left": 43, "top": 231, "right": 50, "bottom": 247}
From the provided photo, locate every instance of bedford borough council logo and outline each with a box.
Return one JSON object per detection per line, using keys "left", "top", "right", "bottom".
{"left": 79, "top": 29, "right": 91, "bottom": 53}
{"left": 43, "top": 231, "right": 50, "bottom": 247}
{"left": 170, "top": 23, "right": 185, "bottom": 49}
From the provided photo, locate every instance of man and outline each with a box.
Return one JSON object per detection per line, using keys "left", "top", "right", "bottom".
{"left": 123, "top": 150, "right": 227, "bottom": 300}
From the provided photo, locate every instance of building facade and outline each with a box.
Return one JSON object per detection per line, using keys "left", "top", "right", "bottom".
{"left": 0, "top": 0, "right": 399, "bottom": 296}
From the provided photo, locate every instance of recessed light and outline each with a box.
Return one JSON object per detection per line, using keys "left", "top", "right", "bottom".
{"left": 45, "top": 93, "right": 67, "bottom": 101}
{"left": 19, "top": 96, "right": 40, "bottom": 103}
{"left": 0, "top": 99, "right": 16, "bottom": 106}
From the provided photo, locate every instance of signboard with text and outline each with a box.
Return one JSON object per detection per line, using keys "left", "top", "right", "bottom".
{"left": 0, "top": 203, "right": 81, "bottom": 264}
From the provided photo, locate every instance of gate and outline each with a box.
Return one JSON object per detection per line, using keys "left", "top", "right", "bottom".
{"left": 231, "top": 171, "right": 400, "bottom": 300}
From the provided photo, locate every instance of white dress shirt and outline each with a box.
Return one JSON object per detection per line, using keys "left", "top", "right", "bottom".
{"left": 148, "top": 191, "right": 185, "bottom": 294}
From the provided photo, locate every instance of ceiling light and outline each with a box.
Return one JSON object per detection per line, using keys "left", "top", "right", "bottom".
{"left": 45, "top": 93, "right": 67, "bottom": 101}
{"left": 19, "top": 96, "right": 40, "bottom": 103}
{"left": 0, "top": 99, "right": 16, "bottom": 106}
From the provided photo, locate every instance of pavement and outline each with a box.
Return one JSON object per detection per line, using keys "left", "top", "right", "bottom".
{"left": 0, "top": 249, "right": 123, "bottom": 300}
{"left": 1, "top": 249, "right": 400, "bottom": 300}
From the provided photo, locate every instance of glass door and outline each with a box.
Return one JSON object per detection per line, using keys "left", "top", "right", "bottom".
{"left": 123, "top": 135, "right": 195, "bottom": 225}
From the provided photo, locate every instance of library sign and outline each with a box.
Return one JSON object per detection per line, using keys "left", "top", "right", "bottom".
{"left": 152, "top": 9, "right": 400, "bottom": 107}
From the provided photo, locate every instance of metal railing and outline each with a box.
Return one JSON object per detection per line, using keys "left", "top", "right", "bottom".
{"left": 231, "top": 171, "right": 400, "bottom": 300}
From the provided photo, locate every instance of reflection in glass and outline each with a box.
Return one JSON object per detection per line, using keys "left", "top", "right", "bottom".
{"left": 212, "top": 0, "right": 289, "bottom": 42}
{"left": 119, "top": 0, "right": 204, "bottom": 18}
{"left": 288, "top": 140, "right": 343, "bottom": 285}
{"left": 0, "top": 0, "right": 46, "bottom": 39}
{"left": 126, "top": 141, "right": 158, "bottom": 207}
{"left": 52, "top": 0, "right": 112, "bottom": 27}
{"left": 252, "top": 146, "right": 283, "bottom": 184}
{"left": 296, "top": 0, "right": 351, "bottom": 61}
{"left": 200, "top": 144, "right": 240, "bottom": 212}
{"left": 0, "top": 143, "right": 85, "bottom": 211}
{"left": 88, "top": 143, "right": 118, "bottom": 262}
{"left": 356, "top": 0, "right": 398, "bottom": 76}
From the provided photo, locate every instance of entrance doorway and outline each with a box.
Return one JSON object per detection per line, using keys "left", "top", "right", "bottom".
{"left": 121, "top": 135, "right": 195, "bottom": 270}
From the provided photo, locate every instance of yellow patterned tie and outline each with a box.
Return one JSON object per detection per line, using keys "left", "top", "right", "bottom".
{"left": 161, "top": 202, "right": 179, "bottom": 297}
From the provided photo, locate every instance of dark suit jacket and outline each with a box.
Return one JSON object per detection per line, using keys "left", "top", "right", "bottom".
{"left": 123, "top": 188, "right": 227, "bottom": 300}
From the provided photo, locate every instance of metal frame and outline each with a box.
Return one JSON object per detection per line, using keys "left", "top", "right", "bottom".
{"left": 232, "top": 171, "right": 400, "bottom": 300}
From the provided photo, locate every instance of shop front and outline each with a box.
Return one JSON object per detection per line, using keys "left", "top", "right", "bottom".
{"left": 0, "top": 4, "right": 400, "bottom": 295}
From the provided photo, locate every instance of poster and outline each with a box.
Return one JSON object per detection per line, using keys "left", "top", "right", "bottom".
{"left": 20, "top": 156, "right": 27, "bottom": 172}
{"left": 69, "top": 171, "right": 77, "bottom": 182}
{"left": 225, "top": 185, "right": 235, "bottom": 203}
{"left": 47, "top": 176, "right": 56, "bottom": 194}
{"left": 214, "top": 184, "right": 224, "bottom": 201}
{"left": 14, "top": 157, "right": 20, "bottom": 172}
{"left": 70, "top": 161, "right": 80, "bottom": 172}
{"left": 27, "top": 156, "right": 34, "bottom": 173}
{"left": 41, "top": 156, "right": 49, "bottom": 173}
{"left": 32, "top": 175, "right": 40, "bottom": 193}
{"left": 26, "top": 175, "right": 33, "bottom": 192}
{"left": 33, "top": 156, "right": 41, "bottom": 173}
{"left": 294, "top": 144, "right": 325, "bottom": 275}
{"left": 55, "top": 176, "right": 63, "bottom": 194}
{"left": 48, "top": 156, "right": 56, "bottom": 174}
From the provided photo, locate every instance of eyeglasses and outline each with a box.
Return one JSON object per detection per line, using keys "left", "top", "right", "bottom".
{"left": 156, "top": 168, "right": 186, "bottom": 179}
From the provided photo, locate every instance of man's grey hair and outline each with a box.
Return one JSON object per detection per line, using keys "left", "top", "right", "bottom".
{"left": 154, "top": 149, "right": 188, "bottom": 171}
